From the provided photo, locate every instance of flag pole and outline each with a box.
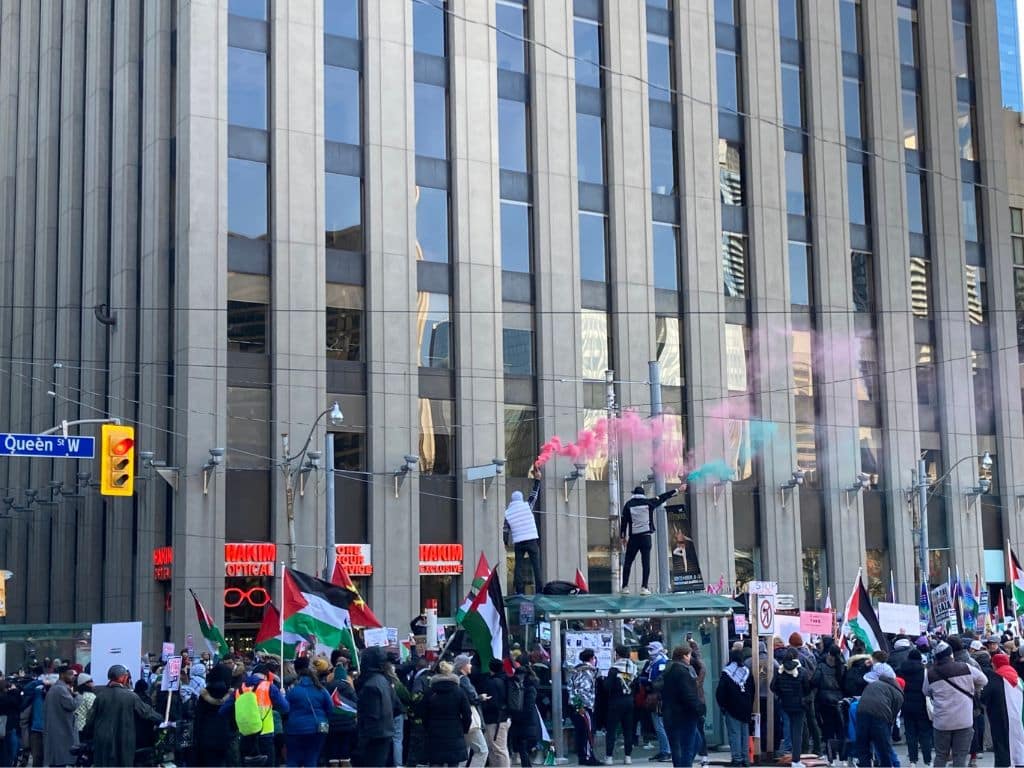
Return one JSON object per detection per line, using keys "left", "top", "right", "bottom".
{"left": 280, "top": 562, "right": 285, "bottom": 664}
{"left": 890, "top": 569, "right": 896, "bottom": 603}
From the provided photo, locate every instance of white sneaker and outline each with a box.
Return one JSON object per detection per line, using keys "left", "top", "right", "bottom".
{"left": 640, "top": 587, "right": 652, "bottom": 595}
{"left": 700, "top": 758, "right": 709, "bottom": 766}
{"left": 625, "top": 758, "right": 632, "bottom": 765}
{"left": 604, "top": 759, "right": 614, "bottom": 766}
{"left": 792, "top": 762, "right": 806, "bottom": 768}
{"left": 620, "top": 586, "right": 631, "bottom": 594}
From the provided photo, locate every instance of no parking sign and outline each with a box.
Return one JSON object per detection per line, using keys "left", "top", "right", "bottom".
{"left": 756, "top": 594, "right": 776, "bottom": 635}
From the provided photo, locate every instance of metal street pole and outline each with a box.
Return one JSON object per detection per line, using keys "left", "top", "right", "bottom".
{"left": 325, "top": 432, "right": 336, "bottom": 580}
{"left": 918, "top": 456, "right": 929, "bottom": 586}
{"left": 607, "top": 370, "right": 622, "bottom": 593}
{"left": 649, "top": 361, "right": 670, "bottom": 593}
{"left": 283, "top": 434, "right": 297, "bottom": 570}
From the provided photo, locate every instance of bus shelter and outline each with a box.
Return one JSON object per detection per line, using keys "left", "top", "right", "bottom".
{"left": 506, "top": 593, "right": 739, "bottom": 761}
{"left": 0, "top": 623, "right": 93, "bottom": 674}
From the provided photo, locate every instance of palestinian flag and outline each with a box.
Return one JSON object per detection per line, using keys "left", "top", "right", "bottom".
{"left": 840, "top": 577, "right": 888, "bottom": 654}
{"left": 253, "top": 603, "right": 305, "bottom": 659}
{"left": 330, "top": 560, "right": 382, "bottom": 628}
{"left": 190, "top": 589, "right": 230, "bottom": 657}
{"left": 283, "top": 567, "right": 359, "bottom": 661}
{"left": 1011, "top": 548, "right": 1024, "bottom": 617}
{"left": 458, "top": 568, "right": 511, "bottom": 672}
{"left": 330, "top": 686, "right": 357, "bottom": 718}
{"left": 455, "top": 553, "right": 491, "bottom": 624}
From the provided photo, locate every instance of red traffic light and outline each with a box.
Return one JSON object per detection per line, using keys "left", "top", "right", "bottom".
{"left": 110, "top": 437, "right": 134, "bottom": 456}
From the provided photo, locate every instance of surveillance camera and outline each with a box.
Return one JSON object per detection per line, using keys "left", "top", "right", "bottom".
{"left": 492, "top": 459, "right": 505, "bottom": 475}
{"left": 139, "top": 451, "right": 155, "bottom": 464}
{"left": 307, "top": 450, "right": 322, "bottom": 467}
{"left": 981, "top": 452, "right": 993, "bottom": 470}
{"left": 2, "top": 497, "right": 13, "bottom": 506}
{"left": 857, "top": 471, "right": 871, "bottom": 489}
{"left": 574, "top": 462, "right": 588, "bottom": 473}
{"left": 793, "top": 469, "right": 805, "bottom": 485}
{"left": 404, "top": 455, "right": 419, "bottom": 471}
{"left": 209, "top": 447, "right": 225, "bottom": 465}
{"left": 24, "top": 489, "right": 36, "bottom": 499}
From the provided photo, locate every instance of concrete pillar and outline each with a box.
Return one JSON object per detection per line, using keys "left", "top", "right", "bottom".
{"left": 365, "top": 0, "right": 421, "bottom": 625}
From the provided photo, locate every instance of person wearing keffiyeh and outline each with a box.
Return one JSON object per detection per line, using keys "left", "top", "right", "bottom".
{"left": 716, "top": 649, "right": 754, "bottom": 766}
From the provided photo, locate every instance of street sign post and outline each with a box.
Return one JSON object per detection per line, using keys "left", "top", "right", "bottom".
{"left": 748, "top": 580, "right": 778, "bottom": 762}
{"left": 1, "top": 433, "right": 95, "bottom": 459}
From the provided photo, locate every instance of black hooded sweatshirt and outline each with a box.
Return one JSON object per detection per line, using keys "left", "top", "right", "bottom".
{"left": 355, "top": 647, "right": 396, "bottom": 740}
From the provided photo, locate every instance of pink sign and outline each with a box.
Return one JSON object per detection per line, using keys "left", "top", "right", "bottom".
{"left": 799, "top": 611, "right": 833, "bottom": 635}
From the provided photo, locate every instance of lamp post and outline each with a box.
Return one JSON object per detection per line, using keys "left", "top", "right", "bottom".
{"left": 282, "top": 402, "right": 344, "bottom": 569}
{"left": 916, "top": 451, "right": 991, "bottom": 586}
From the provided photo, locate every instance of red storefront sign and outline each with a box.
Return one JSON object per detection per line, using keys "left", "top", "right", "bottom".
{"left": 334, "top": 544, "right": 373, "bottom": 576}
{"left": 418, "top": 543, "right": 463, "bottom": 575}
{"left": 153, "top": 547, "right": 173, "bottom": 581}
{"left": 224, "top": 542, "right": 276, "bottom": 577}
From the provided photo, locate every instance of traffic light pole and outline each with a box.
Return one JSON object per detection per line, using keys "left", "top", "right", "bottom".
{"left": 40, "top": 418, "right": 120, "bottom": 436}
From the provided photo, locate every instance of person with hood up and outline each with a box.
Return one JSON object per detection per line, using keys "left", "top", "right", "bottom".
{"left": 192, "top": 677, "right": 233, "bottom": 767}
{"left": 658, "top": 646, "right": 704, "bottom": 768}
{"left": 770, "top": 650, "right": 811, "bottom": 768}
{"left": 619, "top": 486, "right": 677, "bottom": 595}
{"left": 452, "top": 654, "right": 489, "bottom": 767}
{"left": 843, "top": 651, "right": 873, "bottom": 698}
{"left": 982, "top": 653, "right": 1024, "bottom": 768}
{"left": 43, "top": 665, "right": 81, "bottom": 767}
{"left": 353, "top": 646, "right": 398, "bottom": 767}
{"left": 716, "top": 649, "right": 754, "bottom": 767}
{"left": 508, "top": 664, "right": 541, "bottom": 767}
{"left": 323, "top": 664, "right": 359, "bottom": 766}
{"left": 924, "top": 640, "right": 988, "bottom": 768}
{"left": 602, "top": 645, "right": 638, "bottom": 765}
{"left": 854, "top": 664, "right": 904, "bottom": 768}
{"left": 899, "top": 648, "right": 933, "bottom": 768}
{"left": 417, "top": 661, "right": 472, "bottom": 767}
{"left": 504, "top": 466, "right": 543, "bottom": 595}
{"left": 481, "top": 658, "right": 512, "bottom": 767}
{"left": 812, "top": 644, "right": 845, "bottom": 761}
{"left": 568, "top": 649, "right": 601, "bottom": 766}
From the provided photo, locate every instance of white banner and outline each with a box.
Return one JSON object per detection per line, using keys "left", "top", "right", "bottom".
{"left": 91, "top": 621, "right": 144, "bottom": 684}
{"left": 878, "top": 602, "right": 924, "bottom": 634}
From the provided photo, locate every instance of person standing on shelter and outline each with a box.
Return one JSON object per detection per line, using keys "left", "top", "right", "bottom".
{"left": 619, "top": 486, "right": 677, "bottom": 594}
{"left": 504, "top": 465, "right": 543, "bottom": 595}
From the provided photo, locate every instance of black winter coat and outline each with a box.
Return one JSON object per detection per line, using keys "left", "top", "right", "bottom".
{"left": 193, "top": 688, "right": 233, "bottom": 754}
{"left": 325, "top": 678, "right": 358, "bottom": 733}
{"left": 482, "top": 673, "right": 508, "bottom": 724}
{"left": 898, "top": 659, "right": 927, "bottom": 718}
{"left": 813, "top": 660, "right": 844, "bottom": 708}
{"left": 509, "top": 672, "right": 541, "bottom": 747}
{"left": 771, "top": 662, "right": 811, "bottom": 714}
{"left": 844, "top": 656, "right": 872, "bottom": 698}
{"left": 421, "top": 674, "right": 472, "bottom": 766}
{"left": 355, "top": 647, "right": 396, "bottom": 741}
{"left": 715, "top": 667, "right": 754, "bottom": 722}
{"left": 659, "top": 661, "right": 705, "bottom": 724}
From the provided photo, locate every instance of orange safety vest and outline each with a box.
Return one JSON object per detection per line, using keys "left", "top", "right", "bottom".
{"left": 235, "top": 678, "right": 275, "bottom": 735}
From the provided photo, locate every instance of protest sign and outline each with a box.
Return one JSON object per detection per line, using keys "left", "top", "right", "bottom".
{"left": 879, "top": 602, "right": 924, "bottom": 634}
{"left": 364, "top": 628, "right": 389, "bottom": 647}
{"left": 800, "top": 611, "right": 833, "bottom": 635}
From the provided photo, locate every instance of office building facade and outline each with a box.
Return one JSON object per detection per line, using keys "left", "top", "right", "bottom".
{"left": 1, "top": 0, "right": 1022, "bottom": 650}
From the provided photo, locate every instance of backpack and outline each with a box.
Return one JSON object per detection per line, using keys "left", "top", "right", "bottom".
{"left": 540, "top": 580, "right": 582, "bottom": 595}
{"left": 506, "top": 674, "right": 525, "bottom": 715}
{"left": 235, "top": 688, "right": 265, "bottom": 736}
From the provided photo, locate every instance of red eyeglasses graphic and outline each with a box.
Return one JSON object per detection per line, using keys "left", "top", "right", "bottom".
{"left": 223, "top": 587, "right": 271, "bottom": 608}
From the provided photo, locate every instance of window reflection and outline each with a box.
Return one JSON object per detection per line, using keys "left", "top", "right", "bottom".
{"left": 325, "top": 65, "right": 361, "bottom": 145}
{"left": 415, "top": 83, "right": 448, "bottom": 159}
{"left": 574, "top": 18, "right": 602, "bottom": 88}
{"left": 844, "top": 78, "right": 863, "bottom": 142}
{"left": 325, "top": 173, "right": 363, "bottom": 251}
{"left": 651, "top": 126, "right": 677, "bottom": 195}
{"left": 418, "top": 398, "right": 454, "bottom": 475}
{"left": 839, "top": 0, "right": 860, "bottom": 53}
{"left": 501, "top": 200, "right": 531, "bottom": 273}
{"left": 851, "top": 251, "right": 873, "bottom": 313}
{"left": 717, "top": 50, "right": 739, "bottom": 112}
{"left": 647, "top": 33, "right": 672, "bottom": 101}
{"left": 227, "top": 386, "right": 271, "bottom": 469}
{"left": 962, "top": 182, "right": 979, "bottom": 243}
{"left": 655, "top": 316, "right": 683, "bottom": 387}
{"left": 795, "top": 423, "right": 817, "bottom": 482}
{"left": 952, "top": 20, "right": 971, "bottom": 80}
{"left": 722, "top": 231, "right": 747, "bottom": 298}
{"left": 228, "top": 158, "right": 268, "bottom": 240}
{"left": 413, "top": 0, "right": 446, "bottom": 57}
{"left": 719, "top": 139, "right": 743, "bottom": 206}
{"left": 579, "top": 211, "right": 608, "bottom": 282}
{"left": 505, "top": 406, "right": 538, "bottom": 477}
{"left": 228, "top": 47, "right": 267, "bottom": 130}
{"left": 324, "top": 0, "right": 360, "bottom": 39}
{"left": 781, "top": 64, "right": 804, "bottom": 128}
{"left": 653, "top": 223, "right": 679, "bottom": 291}
{"left": 788, "top": 242, "right": 810, "bottom": 306}
{"left": 496, "top": 0, "right": 527, "bottom": 73}
{"left": 848, "top": 161, "right": 868, "bottom": 227}
{"left": 785, "top": 151, "right": 806, "bottom": 216}
{"left": 859, "top": 427, "right": 882, "bottom": 482}
{"left": 902, "top": 90, "right": 920, "bottom": 150}
{"left": 503, "top": 329, "right": 534, "bottom": 375}
{"left": 856, "top": 338, "right": 879, "bottom": 402}
{"left": 230, "top": 0, "right": 267, "bottom": 21}
{"left": 898, "top": 6, "right": 918, "bottom": 67}
{"left": 778, "top": 0, "right": 800, "bottom": 40}
{"left": 415, "top": 186, "right": 450, "bottom": 263}
{"left": 417, "top": 292, "right": 452, "bottom": 368}
{"left": 581, "top": 310, "right": 610, "bottom": 380}
{"left": 228, "top": 273, "right": 270, "bottom": 353}
{"left": 965, "top": 264, "right": 985, "bottom": 325}
{"left": 576, "top": 113, "right": 605, "bottom": 184}
{"left": 957, "top": 103, "right": 976, "bottom": 162}
{"left": 906, "top": 171, "right": 926, "bottom": 235}
{"left": 499, "top": 99, "right": 529, "bottom": 172}
{"left": 792, "top": 330, "right": 813, "bottom": 397}
{"left": 326, "top": 284, "right": 364, "bottom": 361}
{"left": 910, "top": 257, "right": 930, "bottom": 318}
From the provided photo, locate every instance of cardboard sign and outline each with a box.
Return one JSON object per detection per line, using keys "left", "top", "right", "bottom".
{"left": 799, "top": 611, "right": 833, "bottom": 635}
{"left": 749, "top": 580, "right": 778, "bottom": 596}
{"left": 185, "top": 634, "right": 195, "bottom": 655}
{"left": 161, "top": 642, "right": 175, "bottom": 662}
{"left": 161, "top": 655, "right": 182, "bottom": 692}
{"left": 879, "top": 602, "right": 924, "bottom": 634}
{"left": 364, "top": 628, "right": 389, "bottom": 647}
{"left": 386, "top": 627, "right": 399, "bottom": 647}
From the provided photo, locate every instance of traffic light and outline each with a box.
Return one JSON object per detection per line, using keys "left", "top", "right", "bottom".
{"left": 100, "top": 424, "right": 135, "bottom": 496}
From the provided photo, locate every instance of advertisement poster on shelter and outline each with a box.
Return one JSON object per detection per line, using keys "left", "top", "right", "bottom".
{"left": 564, "top": 631, "right": 615, "bottom": 673}
{"left": 666, "top": 503, "right": 704, "bottom": 593}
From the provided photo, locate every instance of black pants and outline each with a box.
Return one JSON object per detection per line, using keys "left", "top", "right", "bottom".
{"left": 513, "top": 538, "right": 543, "bottom": 594}
{"left": 904, "top": 714, "right": 933, "bottom": 766}
{"left": 622, "top": 533, "right": 652, "bottom": 588}
{"left": 353, "top": 737, "right": 393, "bottom": 767}
{"left": 786, "top": 709, "right": 805, "bottom": 760}
{"left": 605, "top": 697, "right": 635, "bottom": 758}
{"left": 569, "top": 707, "right": 595, "bottom": 764}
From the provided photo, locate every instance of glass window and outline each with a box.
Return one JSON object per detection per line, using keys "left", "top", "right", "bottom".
{"left": 655, "top": 316, "right": 683, "bottom": 387}
{"left": 651, "top": 126, "right": 677, "bottom": 196}
{"left": 898, "top": 7, "right": 918, "bottom": 67}
{"left": 332, "top": 431, "right": 367, "bottom": 542}
{"left": 501, "top": 200, "right": 531, "bottom": 273}
{"left": 415, "top": 83, "right": 448, "bottom": 159}
{"left": 966, "top": 264, "right": 986, "bottom": 325}
{"left": 962, "top": 182, "right": 979, "bottom": 242}
{"left": 851, "top": 251, "right": 874, "bottom": 313}
{"left": 910, "top": 256, "right": 930, "bottom": 317}
{"left": 653, "top": 222, "right": 679, "bottom": 291}
{"left": 792, "top": 330, "right": 814, "bottom": 396}
{"left": 722, "top": 231, "right": 747, "bottom": 298}
{"left": 576, "top": 112, "right": 605, "bottom": 184}
{"left": 227, "top": 387, "right": 270, "bottom": 470}
{"left": 839, "top": 0, "right": 860, "bottom": 53}
{"left": 859, "top": 427, "right": 882, "bottom": 479}
{"left": 789, "top": 241, "right": 811, "bottom": 306}
{"left": 574, "top": 18, "right": 602, "bottom": 88}
{"left": 581, "top": 310, "right": 610, "bottom": 380}
{"left": 324, "top": 0, "right": 360, "bottom": 39}
{"left": 785, "top": 151, "right": 806, "bottom": 216}
{"left": 902, "top": 90, "right": 920, "bottom": 150}
{"left": 228, "top": 272, "right": 269, "bottom": 353}
{"left": 229, "top": 0, "right": 266, "bottom": 20}
{"left": 579, "top": 211, "right": 607, "bottom": 282}
{"left": 498, "top": 99, "right": 529, "bottom": 172}
{"left": 505, "top": 406, "right": 538, "bottom": 478}
{"left": 417, "top": 292, "right": 452, "bottom": 368}
{"left": 916, "top": 345, "right": 936, "bottom": 406}
{"left": 228, "top": 47, "right": 267, "bottom": 130}
{"left": 647, "top": 33, "right": 672, "bottom": 101}
{"left": 418, "top": 398, "right": 454, "bottom": 474}
{"left": 848, "top": 161, "right": 868, "bottom": 227}
{"left": 856, "top": 341, "right": 880, "bottom": 402}
{"left": 326, "top": 284, "right": 364, "bottom": 361}
{"left": 952, "top": 20, "right": 971, "bottom": 80}
{"left": 778, "top": 0, "right": 800, "bottom": 40}
{"left": 1015, "top": 238, "right": 1024, "bottom": 267}
{"left": 228, "top": 158, "right": 268, "bottom": 240}
{"left": 413, "top": 0, "right": 446, "bottom": 57}
{"left": 781, "top": 64, "right": 804, "bottom": 128}
{"left": 844, "top": 78, "right": 863, "bottom": 142}
{"left": 415, "top": 186, "right": 450, "bottom": 263}
{"left": 503, "top": 329, "right": 534, "bottom": 375}
{"left": 957, "top": 102, "right": 976, "bottom": 161}
{"left": 325, "top": 65, "right": 361, "bottom": 145}
{"left": 906, "top": 171, "right": 926, "bottom": 235}
{"left": 1012, "top": 207, "right": 1023, "bottom": 235}
{"left": 716, "top": 50, "right": 739, "bottom": 113}
{"left": 325, "top": 173, "right": 363, "bottom": 251}
{"left": 715, "top": 0, "right": 738, "bottom": 26}
{"left": 719, "top": 139, "right": 744, "bottom": 206}
{"left": 496, "top": 0, "right": 527, "bottom": 73}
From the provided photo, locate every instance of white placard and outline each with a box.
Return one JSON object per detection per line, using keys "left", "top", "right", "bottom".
{"left": 749, "top": 580, "right": 778, "bottom": 596}
{"left": 364, "top": 628, "right": 389, "bottom": 647}
{"left": 91, "top": 621, "right": 144, "bottom": 684}
{"left": 878, "top": 602, "right": 923, "bottom": 635}
{"left": 161, "top": 656, "right": 182, "bottom": 692}
{"left": 774, "top": 613, "right": 808, "bottom": 645}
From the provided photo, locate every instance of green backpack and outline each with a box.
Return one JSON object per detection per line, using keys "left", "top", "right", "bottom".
{"left": 235, "top": 688, "right": 264, "bottom": 736}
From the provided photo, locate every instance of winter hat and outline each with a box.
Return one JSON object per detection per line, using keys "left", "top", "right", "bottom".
{"left": 788, "top": 632, "right": 804, "bottom": 647}
{"left": 206, "top": 680, "right": 229, "bottom": 699}
{"left": 77, "top": 673, "right": 93, "bottom": 686}
{"left": 934, "top": 641, "right": 953, "bottom": 661}
{"left": 993, "top": 653, "right": 1011, "bottom": 669}
{"left": 312, "top": 657, "right": 331, "bottom": 677}
{"left": 511, "top": 491, "right": 523, "bottom": 502}
{"left": 915, "top": 636, "right": 930, "bottom": 649}
{"left": 773, "top": 637, "right": 784, "bottom": 648}
{"left": 874, "top": 664, "right": 896, "bottom": 682}
{"left": 646, "top": 641, "right": 665, "bottom": 655}
{"left": 453, "top": 654, "right": 473, "bottom": 672}
{"left": 970, "top": 640, "right": 984, "bottom": 652}
{"left": 894, "top": 638, "right": 912, "bottom": 650}
{"left": 632, "top": 486, "right": 645, "bottom": 495}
